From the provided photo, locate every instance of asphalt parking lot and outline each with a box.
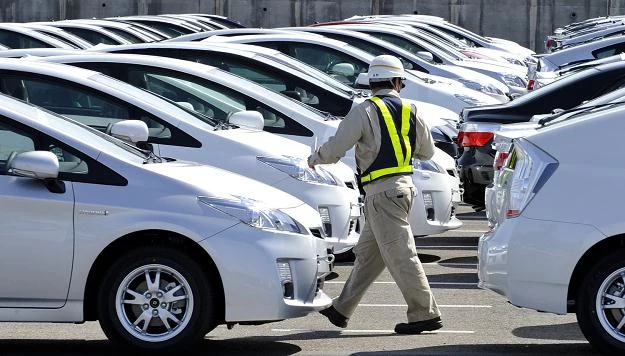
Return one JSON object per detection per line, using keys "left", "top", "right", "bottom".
{"left": 0, "top": 205, "right": 599, "bottom": 355}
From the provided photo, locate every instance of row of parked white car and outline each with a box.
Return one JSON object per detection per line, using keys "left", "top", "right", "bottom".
{"left": 479, "top": 15, "right": 625, "bottom": 356}
{"left": 0, "top": 13, "right": 540, "bottom": 350}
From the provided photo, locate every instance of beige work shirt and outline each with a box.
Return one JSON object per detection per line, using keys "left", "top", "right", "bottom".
{"left": 308, "top": 89, "right": 435, "bottom": 196}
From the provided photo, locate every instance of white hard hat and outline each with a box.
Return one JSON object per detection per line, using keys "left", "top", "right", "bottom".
{"left": 368, "top": 55, "right": 405, "bottom": 82}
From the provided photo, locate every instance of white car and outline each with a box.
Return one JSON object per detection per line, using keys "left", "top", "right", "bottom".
{"left": 40, "top": 53, "right": 461, "bottom": 237}
{"left": 300, "top": 25, "right": 528, "bottom": 97}
{"left": 204, "top": 34, "right": 503, "bottom": 113}
{"left": 0, "top": 58, "right": 360, "bottom": 255}
{"left": 478, "top": 103, "right": 625, "bottom": 354}
{"left": 0, "top": 94, "right": 331, "bottom": 349}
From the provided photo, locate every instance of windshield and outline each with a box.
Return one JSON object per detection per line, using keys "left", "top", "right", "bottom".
{"left": 37, "top": 104, "right": 150, "bottom": 162}
{"left": 266, "top": 52, "right": 358, "bottom": 95}
{"left": 90, "top": 72, "right": 219, "bottom": 127}
{"left": 410, "top": 29, "right": 467, "bottom": 60}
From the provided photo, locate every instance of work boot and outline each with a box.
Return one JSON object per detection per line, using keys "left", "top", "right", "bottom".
{"left": 394, "top": 317, "right": 443, "bottom": 334}
{"left": 319, "top": 306, "right": 348, "bottom": 328}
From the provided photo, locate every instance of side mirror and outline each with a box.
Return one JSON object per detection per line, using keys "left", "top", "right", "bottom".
{"left": 9, "top": 151, "right": 59, "bottom": 179}
{"left": 228, "top": 110, "right": 264, "bottom": 130}
{"left": 109, "top": 120, "right": 149, "bottom": 144}
{"left": 416, "top": 51, "right": 434, "bottom": 62}
{"left": 356, "top": 72, "right": 370, "bottom": 86}
{"left": 331, "top": 63, "right": 355, "bottom": 77}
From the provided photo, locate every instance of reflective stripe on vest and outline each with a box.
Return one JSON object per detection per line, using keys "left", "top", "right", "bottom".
{"left": 360, "top": 97, "right": 414, "bottom": 184}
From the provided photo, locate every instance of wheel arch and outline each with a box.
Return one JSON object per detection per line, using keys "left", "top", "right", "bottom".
{"left": 83, "top": 229, "right": 225, "bottom": 323}
{"left": 567, "top": 233, "right": 625, "bottom": 312}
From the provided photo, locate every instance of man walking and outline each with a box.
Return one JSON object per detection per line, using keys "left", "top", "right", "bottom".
{"left": 308, "top": 55, "right": 442, "bottom": 334}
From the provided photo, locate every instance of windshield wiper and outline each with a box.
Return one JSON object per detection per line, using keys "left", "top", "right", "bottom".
{"left": 539, "top": 101, "right": 625, "bottom": 126}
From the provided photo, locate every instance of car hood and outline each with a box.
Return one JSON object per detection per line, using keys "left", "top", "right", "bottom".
{"left": 212, "top": 126, "right": 312, "bottom": 158}
{"left": 145, "top": 160, "right": 307, "bottom": 210}
{"left": 430, "top": 65, "right": 511, "bottom": 94}
{"left": 453, "top": 59, "right": 527, "bottom": 76}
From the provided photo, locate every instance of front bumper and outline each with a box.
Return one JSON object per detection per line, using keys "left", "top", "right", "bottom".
{"left": 478, "top": 216, "right": 603, "bottom": 315}
{"left": 273, "top": 178, "right": 360, "bottom": 253}
{"left": 201, "top": 224, "right": 332, "bottom": 322}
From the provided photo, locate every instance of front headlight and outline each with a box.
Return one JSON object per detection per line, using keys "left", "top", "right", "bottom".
{"left": 454, "top": 94, "right": 488, "bottom": 106}
{"left": 414, "top": 160, "right": 444, "bottom": 173}
{"left": 457, "top": 79, "right": 504, "bottom": 96}
{"left": 257, "top": 156, "right": 341, "bottom": 186}
{"left": 198, "top": 195, "right": 303, "bottom": 234}
{"left": 500, "top": 74, "right": 527, "bottom": 88}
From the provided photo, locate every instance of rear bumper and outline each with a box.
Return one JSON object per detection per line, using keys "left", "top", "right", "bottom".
{"left": 458, "top": 145, "right": 495, "bottom": 206}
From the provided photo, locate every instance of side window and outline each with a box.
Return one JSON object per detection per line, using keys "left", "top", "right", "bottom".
{"left": 0, "top": 122, "right": 35, "bottom": 173}
{"left": 287, "top": 44, "right": 368, "bottom": 86}
{"left": 0, "top": 29, "right": 52, "bottom": 49}
{"left": 47, "top": 143, "right": 88, "bottom": 175}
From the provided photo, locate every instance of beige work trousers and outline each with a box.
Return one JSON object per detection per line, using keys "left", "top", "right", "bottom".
{"left": 333, "top": 186, "right": 441, "bottom": 323}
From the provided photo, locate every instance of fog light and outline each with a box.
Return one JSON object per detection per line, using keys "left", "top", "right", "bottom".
{"left": 318, "top": 207, "right": 332, "bottom": 237}
{"left": 277, "top": 261, "right": 294, "bottom": 299}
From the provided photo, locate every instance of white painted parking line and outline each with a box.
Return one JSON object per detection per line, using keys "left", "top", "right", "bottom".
{"left": 271, "top": 328, "right": 475, "bottom": 334}
{"left": 452, "top": 229, "right": 488, "bottom": 233}
{"left": 342, "top": 330, "right": 475, "bottom": 334}
{"left": 423, "top": 262, "right": 477, "bottom": 266}
{"left": 359, "top": 304, "right": 491, "bottom": 308}
{"left": 326, "top": 281, "right": 477, "bottom": 286}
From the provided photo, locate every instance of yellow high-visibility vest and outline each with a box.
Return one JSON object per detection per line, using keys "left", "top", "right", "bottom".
{"left": 360, "top": 96, "right": 415, "bottom": 185}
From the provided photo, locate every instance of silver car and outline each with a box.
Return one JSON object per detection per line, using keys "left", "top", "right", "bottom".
{"left": 0, "top": 94, "right": 331, "bottom": 348}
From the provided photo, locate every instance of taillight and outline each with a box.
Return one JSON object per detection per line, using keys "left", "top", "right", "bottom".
{"left": 527, "top": 79, "right": 535, "bottom": 90}
{"left": 493, "top": 151, "right": 509, "bottom": 171}
{"left": 545, "top": 38, "right": 555, "bottom": 50}
{"left": 457, "top": 131, "right": 494, "bottom": 147}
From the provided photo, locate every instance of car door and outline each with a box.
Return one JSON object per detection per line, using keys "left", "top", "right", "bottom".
{"left": 0, "top": 119, "right": 74, "bottom": 308}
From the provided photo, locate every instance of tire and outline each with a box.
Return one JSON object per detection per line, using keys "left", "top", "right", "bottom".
{"left": 97, "top": 246, "right": 217, "bottom": 349}
{"left": 576, "top": 250, "right": 625, "bottom": 355}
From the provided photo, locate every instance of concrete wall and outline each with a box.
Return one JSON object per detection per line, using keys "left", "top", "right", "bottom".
{"left": 0, "top": 0, "right": 624, "bottom": 52}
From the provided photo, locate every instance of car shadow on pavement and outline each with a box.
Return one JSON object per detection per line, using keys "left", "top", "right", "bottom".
{"left": 428, "top": 272, "right": 478, "bottom": 289}
{"left": 0, "top": 338, "right": 302, "bottom": 355}
{"left": 455, "top": 210, "right": 487, "bottom": 220}
{"left": 334, "top": 253, "right": 441, "bottom": 266}
{"left": 351, "top": 342, "right": 598, "bottom": 355}
{"left": 512, "top": 322, "right": 587, "bottom": 341}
